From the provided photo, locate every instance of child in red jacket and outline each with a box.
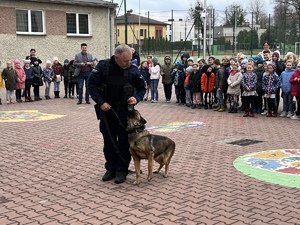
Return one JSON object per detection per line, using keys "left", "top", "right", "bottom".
{"left": 289, "top": 62, "right": 300, "bottom": 119}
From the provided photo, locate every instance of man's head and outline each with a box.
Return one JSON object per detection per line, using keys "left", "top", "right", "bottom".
{"left": 6, "top": 61, "right": 12, "bottom": 68}
{"left": 114, "top": 44, "right": 132, "bottom": 69}
{"left": 30, "top": 49, "right": 36, "bottom": 56}
{"left": 81, "top": 43, "right": 87, "bottom": 54}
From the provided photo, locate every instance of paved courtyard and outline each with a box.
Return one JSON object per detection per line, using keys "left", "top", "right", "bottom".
{"left": 0, "top": 84, "right": 300, "bottom": 225}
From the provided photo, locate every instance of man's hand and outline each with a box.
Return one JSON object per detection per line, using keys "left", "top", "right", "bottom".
{"left": 127, "top": 97, "right": 137, "bottom": 105}
{"left": 100, "top": 102, "right": 111, "bottom": 111}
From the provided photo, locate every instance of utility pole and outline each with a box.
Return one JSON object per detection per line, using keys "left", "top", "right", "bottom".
{"left": 203, "top": 0, "right": 207, "bottom": 59}
{"left": 124, "top": 0, "right": 127, "bottom": 44}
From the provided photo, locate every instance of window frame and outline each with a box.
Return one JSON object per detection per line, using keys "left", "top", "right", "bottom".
{"left": 66, "top": 12, "right": 91, "bottom": 37}
{"left": 16, "top": 9, "right": 45, "bottom": 35}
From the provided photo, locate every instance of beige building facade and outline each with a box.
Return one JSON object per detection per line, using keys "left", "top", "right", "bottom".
{"left": 0, "top": 0, "right": 116, "bottom": 67}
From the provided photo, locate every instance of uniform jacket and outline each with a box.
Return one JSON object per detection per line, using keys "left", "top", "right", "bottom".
{"left": 2, "top": 68, "right": 17, "bottom": 91}
{"left": 74, "top": 52, "right": 93, "bottom": 76}
{"left": 88, "top": 55, "right": 146, "bottom": 108}
{"left": 262, "top": 72, "right": 280, "bottom": 94}
{"left": 201, "top": 72, "right": 215, "bottom": 93}
{"left": 139, "top": 67, "right": 150, "bottom": 85}
{"left": 14, "top": 66, "right": 26, "bottom": 90}
{"left": 290, "top": 70, "right": 300, "bottom": 96}
{"left": 227, "top": 70, "right": 242, "bottom": 95}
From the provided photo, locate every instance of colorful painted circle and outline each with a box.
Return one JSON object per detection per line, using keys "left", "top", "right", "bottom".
{"left": 234, "top": 149, "right": 300, "bottom": 188}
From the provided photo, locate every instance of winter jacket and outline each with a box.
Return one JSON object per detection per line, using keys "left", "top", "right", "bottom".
{"left": 201, "top": 72, "right": 215, "bottom": 93}
{"left": 173, "top": 69, "right": 185, "bottom": 86}
{"left": 14, "top": 66, "right": 26, "bottom": 90}
{"left": 132, "top": 51, "right": 140, "bottom": 66}
{"left": 190, "top": 70, "right": 202, "bottom": 92}
{"left": 254, "top": 66, "right": 265, "bottom": 94}
{"left": 139, "top": 67, "right": 150, "bottom": 85}
{"left": 61, "top": 65, "right": 70, "bottom": 82}
{"left": 149, "top": 65, "right": 160, "bottom": 80}
{"left": 24, "top": 66, "right": 33, "bottom": 86}
{"left": 290, "top": 70, "right": 300, "bottom": 96}
{"left": 161, "top": 56, "right": 175, "bottom": 85}
{"left": 215, "top": 66, "right": 226, "bottom": 90}
{"left": 242, "top": 72, "right": 257, "bottom": 92}
{"left": 52, "top": 63, "right": 63, "bottom": 80}
{"left": 43, "top": 67, "right": 54, "bottom": 83}
{"left": 1, "top": 68, "right": 17, "bottom": 91}
{"left": 68, "top": 60, "right": 78, "bottom": 84}
{"left": 180, "top": 52, "right": 190, "bottom": 68}
{"left": 262, "top": 72, "right": 280, "bottom": 94}
{"left": 280, "top": 67, "right": 295, "bottom": 93}
{"left": 32, "top": 64, "right": 43, "bottom": 86}
{"left": 273, "top": 59, "right": 285, "bottom": 76}
{"left": 227, "top": 71, "right": 242, "bottom": 95}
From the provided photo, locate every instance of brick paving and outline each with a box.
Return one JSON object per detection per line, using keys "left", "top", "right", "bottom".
{"left": 0, "top": 84, "right": 300, "bottom": 225}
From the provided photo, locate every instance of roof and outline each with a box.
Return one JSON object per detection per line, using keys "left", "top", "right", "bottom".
{"left": 116, "top": 13, "right": 168, "bottom": 26}
{"left": 24, "top": 0, "right": 117, "bottom": 8}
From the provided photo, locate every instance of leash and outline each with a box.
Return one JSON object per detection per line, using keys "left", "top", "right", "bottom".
{"left": 101, "top": 108, "right": 138, "bottom": 174}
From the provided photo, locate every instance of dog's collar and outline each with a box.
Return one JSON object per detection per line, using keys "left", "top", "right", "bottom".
{"left": 127, "top": 127, "right": 145, "bottom": 134}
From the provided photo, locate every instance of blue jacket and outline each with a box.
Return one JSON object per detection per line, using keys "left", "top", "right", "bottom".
{"left": 24, "top": 66, "right": 33, "bottom": 85}
{"left": 280, "top": 67, "right": 295, "bottom": 92}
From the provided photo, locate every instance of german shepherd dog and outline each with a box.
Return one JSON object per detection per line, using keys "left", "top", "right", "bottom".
{"left": 127, "top": 105, "right": 175, "bottom": 185}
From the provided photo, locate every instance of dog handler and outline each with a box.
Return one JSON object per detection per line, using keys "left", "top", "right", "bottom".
{"left": 88, "top": 44, "right": 146, "bottom": 184}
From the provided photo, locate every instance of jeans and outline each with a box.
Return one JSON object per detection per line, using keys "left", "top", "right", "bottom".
{"left": 185, "top": 89, "right": 192, "bottom": 104}
{"left": 45, "top": 81, "right": 51, "bottom": 97}
{"left": 6, "top": 90, "right": 14, "bottom": 101}
{"left": 53, "top": 81, "right": 60, "bottom": 92}
{"left": 282, "top": 92, "right": 293, "bottom": 112}
{"left": 78, "top": 72, "right": 90, "bottom": 102}
{"left": 150, "top": 79, "right": 159, "bottom": 101}
{"left": 216, "top": 89, "right": 224, "bottom": 106}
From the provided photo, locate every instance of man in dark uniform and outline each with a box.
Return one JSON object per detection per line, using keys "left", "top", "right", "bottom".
{"left": 88, "top": 44, "right": 146, "bottom": 184}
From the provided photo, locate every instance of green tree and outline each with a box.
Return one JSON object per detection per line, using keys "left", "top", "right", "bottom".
{"left": 224, "top": 4, "right": 247, "bottom": 26}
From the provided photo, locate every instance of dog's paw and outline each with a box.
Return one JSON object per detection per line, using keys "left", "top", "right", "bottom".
{"left": 163, "top": 174, "right": 168, "bottom": 178}
{"left": 147, "top": 176, "right": 153, "bottom": 181}
{"left": 133, "top": 180, "right": 140, "bottom": 185}
{"left": 153, "top": 170, "right": 159, "bottom": 173}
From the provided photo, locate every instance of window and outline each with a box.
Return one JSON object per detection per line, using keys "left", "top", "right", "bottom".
{"left": 117, "top": 29, "right": 119, "bottom": 37}
{"left": 140, "top": 29, "right": 143, "bottom": 37}
{"left": 16, "top": 9, "right": 44, "bottom": 34}
{"left": 67, "top": 13, "right": 90, "bottom": 36}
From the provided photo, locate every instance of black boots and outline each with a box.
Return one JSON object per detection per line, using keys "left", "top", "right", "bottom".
{"left": 54, "top": 91, "right": 60, "bottom": 98}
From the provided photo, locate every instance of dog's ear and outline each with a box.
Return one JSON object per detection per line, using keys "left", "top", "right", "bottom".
{"left": 140, "top": 116, "right": 147, "bottom": 125}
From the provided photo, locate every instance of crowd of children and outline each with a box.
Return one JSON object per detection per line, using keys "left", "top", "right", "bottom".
{"left": 136, "top": 43, "right": 300, "bottom": 121}
{"left": 1, "top": 44, "right": 300, "bottom": 122}
{"left": 0, "top": 51, "right": 99, "bottom": 104}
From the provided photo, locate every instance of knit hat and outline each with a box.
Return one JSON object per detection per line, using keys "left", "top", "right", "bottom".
{"left": 53, "top": 57, "right": 59, "bottom": 61}
{"left": 185, "top": 66, "right": 193, "bottom": 73}
{"left": 64, "top": 58, "right": 70, "bottom": 63}
{"left": 257, "top": 56, "right": 264, "bottom": 64}
{"left": 241, "top": 59, "right": 248, "bottom": 64}
{"left": 93, "top": 57, "right": 99, "bottom": 62}
{"left": 272, "top": 52, "right": 279, "bottom": 58}
{"left": 14, "top": 59, "right": 20, "bottom": 64}
{"left": 187, "top": 57, "right": 194, "bottom": 62}
{"left": 208, "top": 55, "right": 215, "bottom": 60}
{"left": 23, "top": 59, "right": 31, "bottom": 64}
{"left": 152, "top": 57, "right": 158, "bottom": 63}
{"left": 46, "top": 60, "right": 51, "bottom": 64}
{"left": 177, "top": 64, "right": 184, "bottom": 71}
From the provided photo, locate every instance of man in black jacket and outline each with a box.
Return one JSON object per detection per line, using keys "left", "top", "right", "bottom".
{"left": 88, "top": 44, "right": 146, "bottom": 184}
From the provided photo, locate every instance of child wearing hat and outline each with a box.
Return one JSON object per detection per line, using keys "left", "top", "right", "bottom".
{"left": 43, "top": 60, "right": 54, "bottom": 99}
{"left": 31, "top": 57, "right": 43, "bottom": 101}
{"left": 23, "top": 59, "right": 34, "bottom": 102}
{"left": 62, "top": 58, "right": 70, "bottom": 98}
{"left": 52, "top": 57, "right": 63, "bottom": 98}
{"left": 289, "top": 61, "right": 300, "bottom": 120}
{"left": 14, "top": 59, "right": 26, "bottom": 103}
{"left": 149, "top": 57, "right": 160, "bottom": 103}
{"left": 2, "top": 61, "right": 17, "bottom": 103}
{"left": 201, "top": 65, "right": 215, "bottom": 109}
{"left": 253, "top": 57, "right": 265, "bottom": 113}
{"left": 227, "top": 62, "right": 242, "bottom": 113}
{"left": 172, "top": 64, "right": 186, "bottom": 104}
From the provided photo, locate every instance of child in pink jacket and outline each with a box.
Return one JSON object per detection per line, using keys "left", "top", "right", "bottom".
{"left": 14, "top": 59, "right": 26, "bottom": 102}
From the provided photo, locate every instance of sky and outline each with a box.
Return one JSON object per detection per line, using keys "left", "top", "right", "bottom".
{"left": 112, "top": 0, "right": 274, "bottom": 24}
